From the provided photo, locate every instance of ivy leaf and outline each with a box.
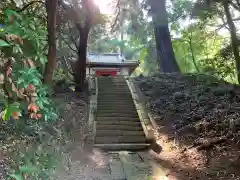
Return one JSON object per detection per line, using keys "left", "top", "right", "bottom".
{"left": 0, "top": 39, "right": 10, "bottom": 47}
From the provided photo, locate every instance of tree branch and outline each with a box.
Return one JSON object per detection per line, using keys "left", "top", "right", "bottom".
{"left": 229, "top": 1, "right": 240, "bottom": 11}
{"left": 17, "top": 0, "right": 44, "bottom": 12}
{"left": 62, "top": 56, "right": 74, "bottom": 75}
{"left": 59, "top": 34, "right": 78, "bottom": 53}
{"left": 67, "top": 22, "right": 79, "bottom": 49}
{"left": 111, "top": 0, "right": 121, "bottom": 32}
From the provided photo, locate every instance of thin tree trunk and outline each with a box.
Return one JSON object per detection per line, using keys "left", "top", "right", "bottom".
{"left": 189, "top": 38, "right": 200, "bottom": 72}
{"left": 149, "top": 0, "right": 180, "bottom": 73}
{"left": 44, "top": 0, "right": 58, "bottom": 84}
{"left": 74, "top": 27, "right": 89, "bottom": 92}
{"left": 120, "top": 27, "right": 124, "bottom": 55}
{"left": 223, "top": 1, "right": 240, "bottom": 83}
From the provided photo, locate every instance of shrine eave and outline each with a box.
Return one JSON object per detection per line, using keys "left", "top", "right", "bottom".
{"left": 86, "top": 61, "right": 139, "bottom": 68}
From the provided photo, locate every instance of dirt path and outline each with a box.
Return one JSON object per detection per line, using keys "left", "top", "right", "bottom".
{"left": 54, "top": 143, "right": 168, "bottom": 180}
{"left": 54, "top": 144, "right": 112, "bottom": 180}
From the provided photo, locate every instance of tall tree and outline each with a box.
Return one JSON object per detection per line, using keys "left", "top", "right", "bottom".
{"left": 148, "top": 0, "right": 180, "bottom": 72}
{"left": 44, "top": 0, "right": 58, "bottom": 84}
{"left": 59, "top": 0, "right": 100, "bottom": 92}
{"left": 222, "top": 0, "right": 240, "bottom": 83}
{"left": 193, "top": 0, "right": 240, "bottom": 83}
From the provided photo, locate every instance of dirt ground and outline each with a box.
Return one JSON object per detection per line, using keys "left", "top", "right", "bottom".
{"left": 135, "top": 73, "right": 240, "bottom": 180}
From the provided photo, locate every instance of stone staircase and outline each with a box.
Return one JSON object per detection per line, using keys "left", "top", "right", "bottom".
{"left": 94, "top": 76, "right": 150, "bottom": 150}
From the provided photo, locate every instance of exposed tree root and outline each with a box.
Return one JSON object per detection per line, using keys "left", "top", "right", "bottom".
{"left": 189, "top": 133, "right": 233, "bottom": 151}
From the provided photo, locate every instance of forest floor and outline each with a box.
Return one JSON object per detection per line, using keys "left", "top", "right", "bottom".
{"left": 0, "top": 92, "right": 88, "bottom": 179}
{"left": 135, "top": 73, "right": 240, "bottom": 180}
{"left": 3, "top": 73, "right": 240, "bottom": 179}
{"left": 52, "top": 93, "right": 113, "bottom": 180}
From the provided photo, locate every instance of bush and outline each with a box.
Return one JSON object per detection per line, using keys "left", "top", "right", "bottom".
{"left": 0, "top": 9, "right": 57, "bottom": 122}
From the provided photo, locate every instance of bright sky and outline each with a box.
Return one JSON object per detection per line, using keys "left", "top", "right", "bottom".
{"left": 93, "top": 0, "right": 114, "bottom": 15}
{"left": 93, "top": 0, "right": 236, "bottom": 39}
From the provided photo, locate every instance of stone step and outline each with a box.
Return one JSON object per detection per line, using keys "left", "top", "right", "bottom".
{"left": 98, "top": 87, "right": 128, "bottom": 89}
{"left": 98, "top": 85, "right": 128, "bottom": 87}
{"left": 98, "top": 97, "right": 132, "bottom": 100}
{"left": 95, "top": 136, "right": 147, "bottom": 144}
{"left": 98, "top": 95, "right": 131, "bottom": 98}
{"left": 98, "top": 84, "right": 128, "bottom": 87}
{"left": 98, "top": 82, "right": 128, "bottom": 85}
{"left": 97, "top": 100, "right": 134, "bottom": 104}
{"left": 98, "top": 82, "right": 127, "bottom": 84}
{"left": 97, "top": 103, "right": 135, "bottom": 106}
{"left": 96, "top": 120, "right": 141, "bottom": 126}
{"left": 98, "top": 93, "right": 132, "bottom": 96}
{"left": 97, "top": 105, "right": 135, "bottom": 108}
{"left": 97, "top": 112, "right": 138, "bottom": 118}
{"left": 98, "top": 101, "right": 134, "bottom": 104}
{"left": 98, "top": 97, "right": 133, "bottom": 103}
{"left": 97, "top": 106, "right": 136, "bottom": 110}
{"left": 94, "top": 143, "right": 150, "bottom": 151}
{"left": 98, "top": 90, "right": 130, "bottom": 93}
{"left": 98, "top": 98, "right": 133, "bottom": 101}
{"left": 98, "top": 83, "right": 128, "bottom": 85}
{"left": 99, "top": 93, "right": 130, "bottom": 95}
{"left": 98, "top": 94, "right": 131, "bottom": 97}
{"left": 98, "top": 96, "right": 133, "bottom": 99}
{"left": 97, "top": 101, "right": 135, "bottom": 104}
{"left": 96, "top": 124, "right": 143, "bottom": 131}
{"left": 97, "top": 111, "right": 137, "bottom": 115}
{"left": 97, "top": 109, "right": 137, "bottom": 114}
{"left": 96, "top": 117, "right": 140, "bottom": 122}
{"left": 97, "top": 107, "right": 136, "bottom": 110}
{"left": 97, "top": 108, "right": 136, "bottom": 112}
{"left": 96, "top": 130, "right": 145, "bottom": 136}
{"left": 99, "top": 81, "right": 126, "bottom": 83}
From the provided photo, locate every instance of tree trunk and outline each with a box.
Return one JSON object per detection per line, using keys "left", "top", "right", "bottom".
{"left": 120, "top": 26, "right": 124, "bottom": 55}
{"left": 189, "top": 38, "right": 200, "bottom": 72}
{"left": 74, "top": 27, "right": 89, "bottom": 92}
{"left": 149, "top": 0, "right": 180, "bottom": 73}
{"left": 223, "top": 1, "right": 240, "bottom": 83}
{"left": 44, "top": 0, "right": 58, "bottom": 84}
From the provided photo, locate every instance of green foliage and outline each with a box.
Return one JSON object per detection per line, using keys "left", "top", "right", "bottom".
{"left": 0, "top": 39, "right": 10, "bottom": 47}
{"left": 0, "top": 9, "right": 56, "bottom": 121}
{"left": 0, "top": 8, "right": 62, "bottom": 179}
{"left": 2, "top": 102, "right": 21, "bottom": 121}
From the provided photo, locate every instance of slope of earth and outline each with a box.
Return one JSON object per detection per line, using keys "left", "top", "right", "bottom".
{"left": 134, "top": 73, "right": 240, "bottom": 180}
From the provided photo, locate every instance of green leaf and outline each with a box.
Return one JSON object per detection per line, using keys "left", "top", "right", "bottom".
{"left": 19, "top": 165, "right": 38, "bottom": 173}
{"left": 29, "top": 23, "right": 35, "bottom": 30}
{"left": 2, "top": 102, "right": 21, "bottom": 121}
{"left": 2, "top": 109, "right": 8, "bottom": 121}
{"left": 139, "top": 48, "right": 147, "bottom": 62}
{"left": 0, "top": 39, "right": 10, "bottom": 47}
{"left": 8, "top": 174, "right": 23, "bottom": 180}
{"left": 5, "top": 9, "right": 21, "bottom": 19}
{"left": 39, "top": 56, "right": 47, "bottom": 64}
